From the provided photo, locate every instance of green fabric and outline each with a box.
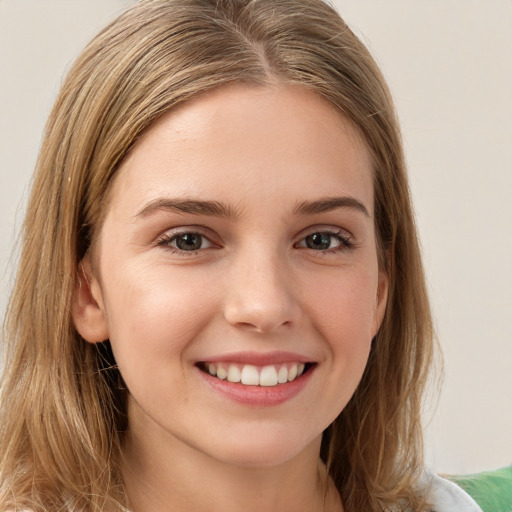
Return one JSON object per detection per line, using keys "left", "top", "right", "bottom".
{"left": 449, "top": 466, "right": 512, "bottom": 512}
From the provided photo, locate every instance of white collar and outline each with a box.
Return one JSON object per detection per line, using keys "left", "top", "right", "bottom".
{"left": 425, "top": 472, "right": 483, "bottom": 512}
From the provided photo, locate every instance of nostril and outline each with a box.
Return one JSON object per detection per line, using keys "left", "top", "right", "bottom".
{"left": 222, "top": 276, "right": 301, "bottom": 333}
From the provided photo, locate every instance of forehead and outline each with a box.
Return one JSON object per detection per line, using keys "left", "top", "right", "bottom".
{"left": 107, "top": 84, "right": 374, "bottom": 220}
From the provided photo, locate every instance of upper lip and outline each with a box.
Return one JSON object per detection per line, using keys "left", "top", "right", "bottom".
{"left": 198, "top": 351, "right": 313, "bottom": 366}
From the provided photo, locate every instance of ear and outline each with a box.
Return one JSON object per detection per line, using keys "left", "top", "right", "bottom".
{"left": 371, "top": 269, "right": 389, "bottom": 337}
{"left": 73, "top": 258, "right": 109, "bottom": 344}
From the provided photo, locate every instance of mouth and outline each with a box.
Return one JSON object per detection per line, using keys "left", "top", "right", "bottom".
{"left": 197, "top": 361, "right": 315, "bottom": 387}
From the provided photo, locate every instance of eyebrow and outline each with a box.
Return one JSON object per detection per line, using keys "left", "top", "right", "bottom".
{"left": 135, "top": 198, "right": 241, "bottom": 220}
{"left": 292, "top": 196, "right": 370, "bottom": 217}
{"left": 135, "top": 195, "right": 370, "bottom": 220}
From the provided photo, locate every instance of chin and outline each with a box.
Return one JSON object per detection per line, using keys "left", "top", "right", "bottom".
{"left": 202, "top": 429, "right": 322, "bottom": 469}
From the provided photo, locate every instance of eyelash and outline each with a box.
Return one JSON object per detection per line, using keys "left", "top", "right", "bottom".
{"left": 156, "top": 229, "right": 213, "bottom": 254}
{"left": 155, "top": 228, "right": 355, "bottom": 256}
{"left": 295, "top": 229, "right": 355, "bottom": 254}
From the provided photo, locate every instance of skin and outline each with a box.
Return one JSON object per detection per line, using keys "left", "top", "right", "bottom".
{"left": 74, "top": 84, "right": 388, "bottom": 512}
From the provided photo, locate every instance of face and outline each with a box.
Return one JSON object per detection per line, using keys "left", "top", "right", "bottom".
{"left": 74, "top": 85, "right": 388, "bottom": 468}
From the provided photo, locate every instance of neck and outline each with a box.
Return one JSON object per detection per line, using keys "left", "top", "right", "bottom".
{"left": 121, "top": 409, "right": 342, "bottom": 512}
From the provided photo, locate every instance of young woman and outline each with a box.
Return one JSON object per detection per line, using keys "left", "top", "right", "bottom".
{"left": 0, "top": 1, "right": 483, "bottom": 511}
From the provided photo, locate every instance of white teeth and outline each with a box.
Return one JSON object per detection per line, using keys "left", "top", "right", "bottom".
{"left": 216, "top": 365, "right": 227, "bottom": 380}
{"left": 241, "top": 365, "right": 259, "bottom": 385}
{"left": 259, "top": 365, "right": 278, "bottom": 387}
{"left": 206, "top": 362, "right": 309, "bottom": 386}
{"left": 277, "top": 365, "right": 288, "bottom": 384}
{"left": 288, "top": 364, "right": 298, "bottom": 381}
{"left": 227, "top": 364, "right": 241, "bottom": 383}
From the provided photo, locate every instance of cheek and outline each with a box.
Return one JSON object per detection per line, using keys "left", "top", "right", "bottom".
{"left": 100, "top": 263, "right": 222, "bottom": 414}
{"left": 303, "top": 265, "right": 379, "bottom": 344}
{"left": 301, "top": 265, "right": 377, "bottom": 405}
{"left": 101, "top": 263, "right": 218, "bottom": 367}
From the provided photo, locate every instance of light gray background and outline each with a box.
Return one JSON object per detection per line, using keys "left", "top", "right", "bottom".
{"left": 1, "top": 0, "right": 511, "bottom": 475}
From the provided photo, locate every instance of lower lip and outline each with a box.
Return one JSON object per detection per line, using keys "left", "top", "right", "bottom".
{"left": 198, "top": 366, "right": 314, "bottom": 407}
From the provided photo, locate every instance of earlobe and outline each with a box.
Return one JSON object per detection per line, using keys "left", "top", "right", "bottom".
{"left": 72, "top": 259, "right": 109, "bottom": 344}
{"left": 372, "top": 270, "right": 389, "bottom": 337}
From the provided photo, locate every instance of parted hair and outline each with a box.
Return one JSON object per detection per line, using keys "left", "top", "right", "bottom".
{"left": 0, "top": 0, "right": 434, "bottom": 510}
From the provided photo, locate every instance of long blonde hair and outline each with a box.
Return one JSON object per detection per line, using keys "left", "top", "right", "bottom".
{"left": 0, "top": 0, "right": 434, "bottom": 510}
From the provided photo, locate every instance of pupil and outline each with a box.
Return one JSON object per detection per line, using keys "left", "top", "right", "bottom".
{"left": 307, "top": 233, "right": 330, "bottom": 250}
{"left": 176, "top": 233, "right": 202, "bottom": 251}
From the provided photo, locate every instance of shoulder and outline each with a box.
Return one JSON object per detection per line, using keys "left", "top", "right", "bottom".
{"left": 424, "top": 472, "right": 483, "bottom": 512}
{"left": 446, "top": 466, "right": 512, "bottom": 512}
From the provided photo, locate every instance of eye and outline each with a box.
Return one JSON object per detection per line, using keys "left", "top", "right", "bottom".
{"left": 157, "top": 231, "right": 213, "bottom": 252}
{"left": 296, "top": 230, "right": 354, "bottom": 252}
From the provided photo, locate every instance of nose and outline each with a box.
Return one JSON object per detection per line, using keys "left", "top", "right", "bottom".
{"left": 223, "top": 249, "right": 301, "bottom": 334}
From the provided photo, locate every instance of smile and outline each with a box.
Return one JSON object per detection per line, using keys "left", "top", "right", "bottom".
{"left": 199, "top": 362, "right": 310, "bottom": 387}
